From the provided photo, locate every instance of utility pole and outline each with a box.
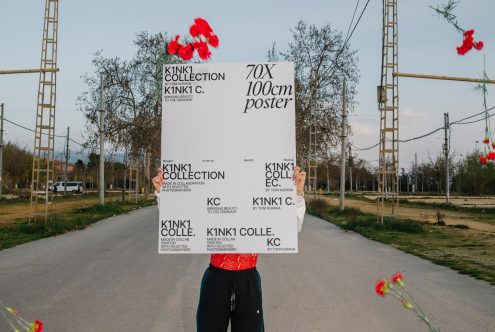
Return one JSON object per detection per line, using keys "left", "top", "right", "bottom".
{"left": 63, "top": 126, "right": 70, "bottom": 195}
{"left": 414, "top": 152, "right": 418, "bottom": 193}
{"left": 444, "top": 113, "right": 450, "bottom": 204}
{"left": 99, "top": 75, "right": 105, "bottom": 205}
{"left": 0, "top": 103, "right": 4, "bottom": 199}
{"left": 339, "top": 80, "right": 347, "bottom": 211}
{"left": 123, "top": 150, "right": 127, "bottom": 202}
{"left": 348, "top": 144, "right": 352, "bottom": 193}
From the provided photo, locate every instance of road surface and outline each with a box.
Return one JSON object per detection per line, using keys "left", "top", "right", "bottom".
{"left": 0, "top": 206, "right": 494, "bottom": 331}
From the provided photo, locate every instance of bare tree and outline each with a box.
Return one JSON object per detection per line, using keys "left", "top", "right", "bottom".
{"left": 77, "top": 32, "right": 180, "bottom": 194}
{"left": 268, "top": 21, "right": 359, "bottom": 164}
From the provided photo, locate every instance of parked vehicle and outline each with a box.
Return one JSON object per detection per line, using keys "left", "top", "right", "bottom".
{"left": 49, "top": 181, "right": 84, "bottom": 193}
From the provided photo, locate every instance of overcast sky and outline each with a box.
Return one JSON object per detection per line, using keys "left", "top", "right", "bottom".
{"left": 0, "top": 0, "right": 493, "bottom": 169}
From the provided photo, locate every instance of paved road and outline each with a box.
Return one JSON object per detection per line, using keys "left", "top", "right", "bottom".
{"left": 0, "top": 207, "right": 494, "bottom": 331}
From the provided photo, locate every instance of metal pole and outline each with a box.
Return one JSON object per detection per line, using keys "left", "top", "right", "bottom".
{"left": 339, "top": 80, "right": 347, "bottom": 210}
{"left": 0, "top": 68, "right": 60, "bottom": 75}
{"left": 99, "top": 76, "right": 105, "bottom": 205}
{"left": 444, "top": 113, "right": 450, "bottom": 204}
{"left": 63, "top": 126, "right": 70, "bottom": 195}
{"left": 123, "top": 150, "right": 127, "bottom": 203}
{"left": 348, "top": 144, "right": 352, "bottom": 193}
{"left": 394, "top": 72, "right": 495, "bottom": 84}
{"left": 414, "top": 152, "right": 418, "bottom": 193}
{"left": 0, "top": 103, "right": 4, "bottom": 199}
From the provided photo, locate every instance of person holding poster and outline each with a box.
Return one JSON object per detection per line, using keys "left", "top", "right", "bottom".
{"left": 153, "top": 166, "right": 306, "bottom": 332}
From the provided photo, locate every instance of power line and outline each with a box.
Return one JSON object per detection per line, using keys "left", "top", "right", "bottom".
{"left": 351, "top": 105, "right": 495, "bottom": 150}
{"left": 3, "top": 117, "right": 129, "bottom": 161}
{"left": 3, "top": 117, "right": 85, "bottom": 147}
{"left": 351, "top": 142, "right": 379, "bottom": 151}
{"left": 327, "top": 0, "right": 371, "bottom": 76}
{"left": 450, "top": 105, "right": 495, "bottom": 125}
{"left": 344, "top": 0, "right": 361, "bottom": 43}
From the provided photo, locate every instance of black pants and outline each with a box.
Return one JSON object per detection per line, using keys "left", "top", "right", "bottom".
{"left": 196, "top": 265, "right": 264, "bottom": 332}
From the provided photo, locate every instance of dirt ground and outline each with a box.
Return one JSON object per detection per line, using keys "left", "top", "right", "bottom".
{"left": 0, "top": 194, "right": 150, "bottom": 225}
{"left": 364, "top": 195, "right": 495, "bottom": 208}
{"left": 321, "top": 196, "right": 495, "bottom": 233}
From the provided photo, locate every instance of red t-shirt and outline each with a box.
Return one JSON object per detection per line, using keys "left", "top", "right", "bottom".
{"left": 210, "top": 253, "right": 258, "bottom": 270}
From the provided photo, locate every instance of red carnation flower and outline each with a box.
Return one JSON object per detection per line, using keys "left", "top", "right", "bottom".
{"left": 391, "top": 272, "right": 402, "bottom": 283}
{"left": 457, "top": 29, "right": 484, "bottom": 55}
{"left": 34, "top": 319, "right": 43, "bottom": 332}
{"left": 487, "top": 151, "right": 495, "bottom": 161}
{"left": 193, "top": 41, "right": 211, "bottom": 60}
{"left": 480, "top": 156, "right": 488, "bottom": 164}
{"left": 375, "top": 279, "right": 389, "bottom": 297}
{"left": 194, "top": 18, "right": 213, "bottom": 35}
{"left": 167, "top": 35, "right": 182, "bottom": 55}
{"left": 190, "top": 24, "right": 201, "bottom": 38}
{"left": 208, "top": 34, "right": 219, "bottom": 48}
{"left": 177, "top": 44, "right": 194, "bottom": 60}
{"left": 474, "top": 41, "right": 484, "bottom": 50}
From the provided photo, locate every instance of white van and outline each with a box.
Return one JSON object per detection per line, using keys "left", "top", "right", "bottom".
{"left": 51, "top": 181, "right": 84, "bottom": 193}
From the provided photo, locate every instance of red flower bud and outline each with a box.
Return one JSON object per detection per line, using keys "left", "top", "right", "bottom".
{"left": 483, "top": 138, "right": 490, "bottom": 144}
{"left": 167, "top": 35, "right": 182, "bottom": 55}
{"left": 177, "top": 44, "right": 194, "bottom": 61}
{"left": 480, "top": 156, "right": 488, "bottom": 164}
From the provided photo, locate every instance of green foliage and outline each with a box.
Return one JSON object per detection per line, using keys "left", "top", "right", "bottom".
{"left": 2, "top": 142, "right": 33, "bottom": 190}
{"left": 343, "top": 214, "right": 424, "bottom": 234}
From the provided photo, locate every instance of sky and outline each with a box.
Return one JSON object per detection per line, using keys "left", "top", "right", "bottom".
{"left": 0, "top": 0, "right": 493, "bottom": 170}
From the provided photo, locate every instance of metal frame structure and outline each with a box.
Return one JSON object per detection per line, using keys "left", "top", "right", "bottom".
{"left": 129, "top": 159, "right": 139, "bottom": 203}
{"left": 30, "top": 0, "right": 59, "bottom": 223}
{"left": 377, "top": 0, "right": 399, "bottom": 222}
{"left": 308, "top": 121, "right": 318, "bottom": 197}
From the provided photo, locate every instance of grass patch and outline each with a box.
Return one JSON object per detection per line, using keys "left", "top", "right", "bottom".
{"left": 0, "top": 199, "right": 155, "bottom": 250}
{"left": 308, "top": 202, "right": 495, "bottom": 285}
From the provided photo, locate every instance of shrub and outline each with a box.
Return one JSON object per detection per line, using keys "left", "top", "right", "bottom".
{"left": 453, "top": 224, "right": 470, "bottom": 229}
{"left": 307, "top": 198, "right": 329, "bottom": 215}
{"left": 435, "top": 210, "right": 446, "bottom": 225}
{"left": 382, "top": 218, "right": 425, "bottom": 234}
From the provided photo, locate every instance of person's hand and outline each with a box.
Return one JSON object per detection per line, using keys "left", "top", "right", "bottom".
{"left": 293, "top": 166, "right": 306, "bottom": 196}
{"left": 152, "top": 167, "right": 164, "bottom": 193}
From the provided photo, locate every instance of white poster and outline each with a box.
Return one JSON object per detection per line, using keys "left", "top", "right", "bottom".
{"left": 159, "top": 62, "right": 297, "bottom": 254}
